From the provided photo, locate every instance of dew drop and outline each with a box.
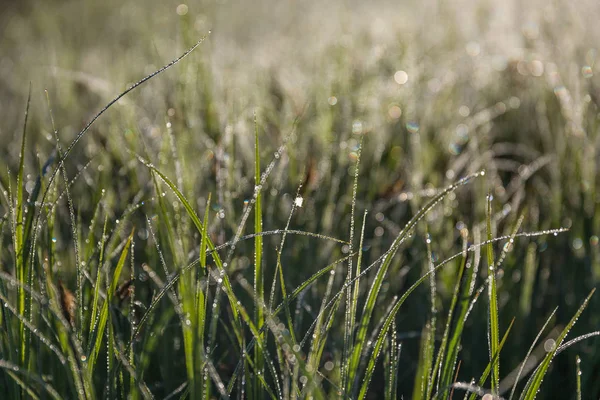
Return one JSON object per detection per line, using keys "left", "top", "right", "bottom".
{"left": 406, "top": 121, "right": 419, "bottom": 133}
{"left": 394, "top": 70, "right": 408, "bottom": 85}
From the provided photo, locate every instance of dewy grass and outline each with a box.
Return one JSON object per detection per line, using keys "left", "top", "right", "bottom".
{"left": 2, "top": 3, "right": 600, "bottom": 397}
{"left": 485, "top": 193, "right": 500, "bottom": 396}
{"left": 253, "top": 113, "right": 265, "bottom": 400}
{"left": 14, "top": 85, "right": 31, "bottom": 372}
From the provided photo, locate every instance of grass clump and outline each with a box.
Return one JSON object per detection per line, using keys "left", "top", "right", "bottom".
{"left": 1, "top": 0, "right": 600, "bottom": 398}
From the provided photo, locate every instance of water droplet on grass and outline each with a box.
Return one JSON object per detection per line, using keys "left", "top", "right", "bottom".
{"left": 394, "top": 70, "right": 408, "bottom": 84}
{"left": 406, "top": 121, "right": 419, "bottom": 133}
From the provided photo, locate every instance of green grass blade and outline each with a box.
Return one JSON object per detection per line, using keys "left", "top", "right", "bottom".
{"left": 87, "top": 230, "right": 133, "bottom": 377}
{"left": 303, "top": 293, "right": 341, "bottom": 400}
{"left": 576, "top": 355, "right": 582, "bottom": 400}
{"left": 519, "top": 243, "right": 538, "bottom": 319}
{"left": 350, "top": 209, "right": 367, "bottom": 334}
{"left": 423, "top": 226, "right": 437, "bottom": 400}
{"left": 177, "top": 193, "right": 207, "bottom": 398}
{"left": 271, "top": 186, "right": 303, "bottom": 348}
{"left": 520, "top": 289, "right": 595, "bottom": 400}
{"left": 485, "top": 193, "right": 500, "bottom": 395}
{"left": 199, "top": 193, "right": 211, "bottom": 272}
{"left": 384, "top": 322, "right": 401, "bottom": 400}
{"left": 464, "top": 318, "right": 515, "bottom": 400}
{"left": 413, "top": 323, "right": 434, "bottom": 400}
{"left": 342, "top": 135, "right": 362, "bottom": 396}
{"left": 436, "top": 248, "right": 471, "bottom": 395}
{"left": 149, "top": 166, "right": 180, "bottom": 264}
{"left": 306, "top": 256, "right": 340, "bottom": 385}
{"left": 197, "top": 193, "right": 210, "bottom": 398}
{"left": 88, "top": 214, "right": 108, "bottom": 344}
{"left": 253, "top": 112, "right": 265, "bottom": 399}
{"left": 507, "top": 307, "right": 557, "bottom": 400}
{"left": 180, "top": 273, "right": 196, "bottom": 398}
{"left": 556, "top": 331, "right": 600, "bottom": 355}
{"left": 15, "top": 84, "right": 32, "bottom": 369}
{"left": 346, "top": 209, "right": 367, "bottom": 391}
{"left": 414, "top": 229, "right": 439, "bottom": 400}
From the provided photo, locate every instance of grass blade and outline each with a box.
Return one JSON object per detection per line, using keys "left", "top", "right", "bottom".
{"left": 197, "top": 194, "right": 211, "bottom": 398}
{"left": 87, "top": 230, "right": 133, "bottom": 377}
{"left": 413, "top": 322, "right": 435, "bottom": 400}
{"left": 88, "top": 214, "right": 108, "bottom": 345}
{"left": 253, "top": 112, "right": 265, "bottom": 399}
{"left": 342, "top": 135, "right": 362, "bottom": 396}
{"left": 485, "top": 193, "right": 500, "bottom": 395}
{"left": 15, "top": 84, "right": 32, "bottom": 369}
{"left": 464, "top": 318, "right": 515, "bottom": 400}
{"left": 437, "top": 247, "right": 473, "bottom": 396}
{"left": 576, "top": 355, "right": 582, "bottom": 400}
{"left": 507, "top": 308, "right": 558, "bottom": 400}
{"left": 520, "top": 289, "right": 595, "bottom": 400}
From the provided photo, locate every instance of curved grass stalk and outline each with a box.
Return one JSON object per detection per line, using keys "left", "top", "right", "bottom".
{"left": 556, "top": 331, "right": 600, "bottom": 355}
{"left": 520, "top": 289, "right": 595, "bottom": 400}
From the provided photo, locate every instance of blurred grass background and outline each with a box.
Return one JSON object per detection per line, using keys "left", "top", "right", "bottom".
{"left": 1, "top": 0, "right": 600, "bottom": 397}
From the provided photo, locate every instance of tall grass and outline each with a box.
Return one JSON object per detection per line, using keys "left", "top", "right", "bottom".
{"left": 1, "top": 0, "right": 600, "bottom": 398}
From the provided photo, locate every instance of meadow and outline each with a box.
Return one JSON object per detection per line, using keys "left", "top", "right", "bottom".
{"left": 0, "top": 0, "right": 599, "bottom": 398}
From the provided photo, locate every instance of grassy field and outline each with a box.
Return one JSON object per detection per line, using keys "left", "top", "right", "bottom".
{"left": 1, "top": 0, "right": 600, "bottom": 398}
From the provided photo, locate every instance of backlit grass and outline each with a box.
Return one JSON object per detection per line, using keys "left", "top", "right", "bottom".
{"left": 1, "top": 0, "right": 599, "bottom": 398}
